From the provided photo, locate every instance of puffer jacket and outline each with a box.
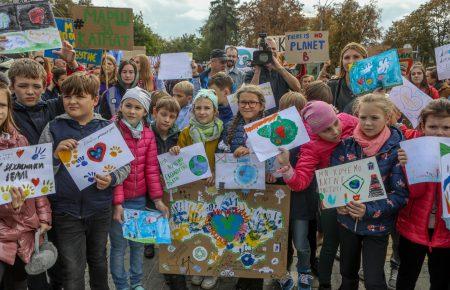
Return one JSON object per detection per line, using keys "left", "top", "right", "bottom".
{"left": 330, "top": 126, "right": 409, "bottom": 235}
{"left": 113, "top": 120, "right": 163, "bottom": 205}
{"left": 0, "top": 128, "right": 52, "bottom": 265}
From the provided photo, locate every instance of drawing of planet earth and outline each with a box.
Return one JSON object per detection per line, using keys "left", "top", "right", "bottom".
{"left": 189, "top": 155, "right": 208, "bottom": 176}
{"left": 257, "top": 116, "right": 298, "bottom": 146}
{"left": 234, "top": 165, "right": 258, "bottom": 186}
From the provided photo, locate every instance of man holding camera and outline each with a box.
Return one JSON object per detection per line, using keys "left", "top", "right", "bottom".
{"left": 226, "top": 46, "right": 245, "bottom": 88}
{"left": 245, "top": 36, "right": 301, "bottom": 108}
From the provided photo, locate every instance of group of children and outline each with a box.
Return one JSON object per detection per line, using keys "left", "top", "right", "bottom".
{"left": 0, "top": 48, "right": 449, "bottom": 290}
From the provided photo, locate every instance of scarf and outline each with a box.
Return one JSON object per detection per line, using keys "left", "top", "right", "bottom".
{"left": 121, "top": 119, "right": 144, "bottom": 139}
{"left": 189, "top": 117, "right": 223, "bottom": 143}
{"left": 353, "top": 124, "right": 391, "bottom": 157}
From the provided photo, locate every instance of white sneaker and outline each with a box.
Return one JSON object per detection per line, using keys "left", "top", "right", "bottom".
{"left": 201, "top": 276, "right": 218, "bottom": 289}
{"left": 191, "top": 275, "right": 203, "bottom": 286}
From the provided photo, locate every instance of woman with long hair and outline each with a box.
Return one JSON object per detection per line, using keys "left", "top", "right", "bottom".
{"left": 99, "top": 54, "right": 118, "bottom": 97}
{"left": 408, "top": 62, "right": 440, "bottom": 99}
{"left": 131, "top": 54, "right": 155, "bottom": 92}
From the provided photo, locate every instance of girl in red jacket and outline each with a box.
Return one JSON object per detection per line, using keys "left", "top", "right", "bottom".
{"left": 0, "top": 83, "right": 52, "bottom": 289}
{"left": 409, "top": 62, "right": 440, "bottom": 100}
{"left": 110, "top": 87, "right": 169, "bottom": 290}
{"left": 396, "top": 98, "right": 450, "bottom": 290}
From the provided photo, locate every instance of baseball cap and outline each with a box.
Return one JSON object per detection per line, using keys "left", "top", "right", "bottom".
{"left": 210, "top": 49, "right": 227, "bottom": 60}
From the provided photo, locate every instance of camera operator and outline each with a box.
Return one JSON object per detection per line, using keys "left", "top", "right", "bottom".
{"left": 245, "top": 36, "right": 301, "bottom": 109}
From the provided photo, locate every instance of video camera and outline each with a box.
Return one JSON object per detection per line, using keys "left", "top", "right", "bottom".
{"left": 252, "top": 33, "right": 273, "bottom": 66}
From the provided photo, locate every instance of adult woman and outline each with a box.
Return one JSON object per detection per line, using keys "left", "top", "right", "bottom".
{"left": 99, "top": 55, "right": 118, "bottom": 98}
{"left": 131, "top": 54, "right": 155, "bottom": 92}
{"left": 409, "top": 62, "right": 440, "bottom": 99}
{"left": 328, "top": 42, "right": 368, "bottom": 113}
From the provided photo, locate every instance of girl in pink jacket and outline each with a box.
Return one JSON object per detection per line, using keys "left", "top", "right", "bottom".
{"left": 110, "top": 87, "right": 168, "bottom": 290}
{"left": 0, "top": 83, "right": 52, "bottom": 289}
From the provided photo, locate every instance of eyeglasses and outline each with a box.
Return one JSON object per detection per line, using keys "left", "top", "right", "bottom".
{"left": 238, "top": 101, "right": 260, "bottom": 108}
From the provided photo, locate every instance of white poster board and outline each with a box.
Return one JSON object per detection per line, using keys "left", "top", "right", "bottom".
{"left": 435, "top": 44, "right": 450, "bottom": 80}
{"left": 439, "top": 142, "right": 450, "bottom": 219}
{"left": 0, "top": 143, "right": 55, "bottom": 205}
{"left": 315, "top": 157, "right": 387, "bottom": 208}
{"left": 227, "top": 82, "right": 277, "bottom": 115}
{"left": 284, "top": 31, "right": 329, "bottom": 64}
{"left": 158, "top": 52, "right": 192, "bottom": 80}
{"left": 215, "top": 153, "right": 265, "bottom": 190}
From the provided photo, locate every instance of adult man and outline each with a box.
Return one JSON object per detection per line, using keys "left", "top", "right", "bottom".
{"left": 199, "top": 49, "right": 227, "bottom": 89}
{"left": 225, "top": 46, "right": 245, "bottom": 88}
{"left": 300, "top": 74, "right": 315, "bottom": 93}
{"left": 245, "top": 37, "right": 301, "bottom": 108}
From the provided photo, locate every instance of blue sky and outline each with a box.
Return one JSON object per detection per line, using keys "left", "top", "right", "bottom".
{"left": 92, "top": 0, "right": 428, "bottom": 39}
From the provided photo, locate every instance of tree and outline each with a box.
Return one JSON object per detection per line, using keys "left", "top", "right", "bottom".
{"left": 133, "top": 12, "right": 166, "bottom": 55}
{"left": 384, "top": 0, "right": 449, "bottom": 65}
{"left": 164, "top": 34, "right": 202, "bottom": 58}
{"left": 238, "top": 0, "right": 307, "bottom": 47}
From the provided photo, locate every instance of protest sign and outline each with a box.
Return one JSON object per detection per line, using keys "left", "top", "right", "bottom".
{"left": 227, "top": 82, "right": 276, "bottom": 115}
{"left": 398, "top": 47, "right": 413, "bottom": 74}
{"left": 72, "top": 5, "right": 133, "bottom": 51}
{"left": 225, "top": 45, "right": 257, "bottom": 70}
{"left": 400, "top": 137, "right": 450, "bottom": 184}
{"left": 158, "top": 52, "right": 192, "bottom": 80}
{"left": 268, "top": 35, "right": 286, "bottom": 52}
{"left": 58, "top": 123, "right": 134, "bottom": 190}
{"left": 316, "top": 157, "right": 387, "bottom": 208}
{"left": 122, "top": 46, "right": 146, "bottom": 60}
{"left": 435, "top": 44, "right": 450, "bottom": 80}
{"left": 215, "top": 153, "right": 265, "bottom": 190}
{"left": 245, "top": 106, "right": 309, "bottom": 162}
{"left": 157, "top": 143, "right": 211, "bottom": 189}
{"left": 159, "top": 182, "right": 290, "bottom": 279}
{"left": 284, "top": 31, "right": 329, "bottom": 64}
{"left": 349, "top": 49, "right": 403, "bottom": 95}
{"left": 0, "top": 143, "right": 55, "bottom": 205}
{"left": 0, "top": 1, "right": 61, "bottom": 54}
{"left": 122, "top": 209, "right": 171, "bottom": 244}
{"left": 389, "top": 77, "right": 432, "bottom": 128}
{"left": 439, "top": 143, "right": 450, "bottom": 219}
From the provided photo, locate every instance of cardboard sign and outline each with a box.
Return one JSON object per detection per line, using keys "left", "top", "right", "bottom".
{"left": 439, "top": 143, "right": 450, "bottom": 219}
{"left": 0, "top": 143, "right": 55, "bottom": 205}
{"left": 227, "top": 82, "right": 276, "bottom": 115}
{"left": 157, "top": 143, "right": 212, "bottom": 189}
{"left": 0, "top": 1, "right": 61, "bottom": 54}
{"left": 284, "top": 31, "right": 329, "bottom": 64}
{"left": 268, "top": 35, "right": 286, "bottom": 52}
{"left": 122, "top": 209, "right": 171, "bottom": 244}
{"left": 58, "top": 123, "right": 135, "bottom": 190}
{"left": 158, "top": 52, "right": 193, "bottom": 80}
{"left": 215, "top": 153, "right": 266, "bottom": 190}
{"left": 244, "top": 106, "right": 310, "bottom": 162}
{"left": 435, "top": 44, "right": 450, "bottom": 81}
{"left": 316, "top": 157, "right": 387, "bottom": 208}
{"left": 349, "top": 49, "right": 403, "bottom": 95}
{"left": 122, "top": 46, "right": 146, "bottom": 60}
{"left": 72, "top": 5, "right": 134, "bottom": 50}
{"left": 159, "top": 182, "right": 290, "bottom": 279}
{"left": 398, "top": 48, "right": 413, "bottom": 74}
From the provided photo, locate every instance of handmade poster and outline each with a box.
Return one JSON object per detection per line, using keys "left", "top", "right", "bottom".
{"left": 284, "top": 31, "right": 329, "bottom": 64}
{"left": 0, "top": 143, "right": 55, "bottom": 205}
{"left": 244, "top": 106, "right": 309, "bottom": 162}
{"left": 157, "top": 143, "right": 211, "bottom": 189}
{"left": 43, "top": 18, "right": 103, "bottom": 65}
{"left": 389, "top": 77, "right": 432, "bottom": 128}
{"left": 71, "top": 5, "right": 134, "bottom": 51}
{"left": 398, "top": 48, "right": 413, "bottom": 74}
{"left": 215, "top": 153, "right": 265, "bottom": 190}
{"left": 435, "top": 44, "right": 450, "bottom": 81}
{"left": 400, "top": 137, "right": 450, "bottom": 184}
{"left": 267, "top": 35, "right": 286, "bottom": 52}
{"left": 122, "top": 46, "right": 146, "bottom": 60}
{"left": 439, "top": 143, "right": 450, "bottom": 219}
{"left": 58, "top": 123, "right": 134, "bottom": 190}
{"left": 349, "top": 49, "right": 403, "bottom": 95}
{"left": 0, "top": 1, "right": 61, "bottom": 54}
{"left": 227, "top": 82, "right": 276, "bottom": 115}
{"left": 225, "top": 46, "right": 257, "bottom": 70}
{"left": 159, "top": 182, "right": 290, "bottom": 278}
{"left": 158, "top": 52, "right": 193, "bottom": 80}
{"left": 315, "top": 157, "right": 387, "bottom": 209}
{"left": 122, "top": 209, "right": 171, "bottom": 244}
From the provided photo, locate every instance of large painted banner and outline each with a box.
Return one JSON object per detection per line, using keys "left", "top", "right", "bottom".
{"left": 159, "top": 182, "right": 290, "bottom": 279}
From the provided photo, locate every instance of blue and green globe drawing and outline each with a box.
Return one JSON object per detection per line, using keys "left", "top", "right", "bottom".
{"left": 234, "top": 165, "right": 258, "bottom": 186}
{"left": 189, "top": 155, "right": 208, "bottom": 176}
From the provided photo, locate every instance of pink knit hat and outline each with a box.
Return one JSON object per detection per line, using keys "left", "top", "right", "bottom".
{"left": 301, "top": 101, "right": 338, "bottom": 134}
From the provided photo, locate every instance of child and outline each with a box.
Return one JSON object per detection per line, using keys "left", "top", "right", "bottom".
{"left": 208, "top": 72, "right": 234, "bottom": 124}
{"left": 396, "top": 99, "right": 450, "bottom": 290}
{"left": 330, "top": 93, "right": 408, "bottom": 290}
{"left": 0, "top": 83, "right": 52, "bottom": 289}
{"left": 304, "top": 80, "right": 333, "bottom": 104}
{"left": 170, "top": 89, "right": 224, "bottom": 290}
{"left": 276, "top": 101, "right": 358, "bottom": 290}
{"left": 131, "top": 54, "right": 155, "bottom": 92}
{"left": 110, "top": 87, "right": 169, "bottom": 290}
{"left": 39, "top": 72, "right": 130, "bottom": 290}
{"left": 146, "top": 90, "right": 171, "bottom": 125}
{"left": 42, "top": 68, "right": 68, "bottom": 101}
{"left": 173, "top": 81, "right": 194, "bottom": 130}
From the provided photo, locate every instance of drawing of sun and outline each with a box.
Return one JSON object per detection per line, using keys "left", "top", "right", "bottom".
{"left": 0, "top": 186, "right": 11, "bottom": 201}
{"left": 257, "top": 116, "right": 298, "bottom": 146}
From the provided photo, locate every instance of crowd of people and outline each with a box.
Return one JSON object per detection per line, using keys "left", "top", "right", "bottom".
{"left": 0, "top": 37, "right": 449, "bottom": 290}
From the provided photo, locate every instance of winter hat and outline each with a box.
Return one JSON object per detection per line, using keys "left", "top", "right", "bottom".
{"left": 193, "top": 89, "right": 218, "bottom": 110}
{"left": 121, "top": 87, "right": 152, "bottom": 113}
{"left": 301, "top": 101, "right": 338, "bottom": 134}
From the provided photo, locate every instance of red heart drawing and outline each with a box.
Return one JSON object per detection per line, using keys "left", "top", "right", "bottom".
{"left": 16, "top": 149, "right": 25, "bottom": 158}
{"left": 87, "top": 143, "right": 107, "bottom": 162}
{"left": 357, "top": 78, "right": 364, "bottom": 85}
{"left": 31, "top": 178, "right": 40, "bottom": 187}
